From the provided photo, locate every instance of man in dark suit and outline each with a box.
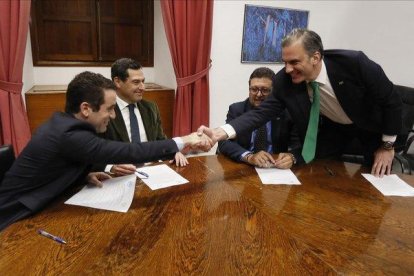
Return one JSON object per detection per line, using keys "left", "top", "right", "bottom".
{"left": 218, "top": 67, "right": 300, "bottom": 169}
{"left": 98, "top": 58, "right": 188, "bottom": 176}
{"left": 0, "top": 71, "right": 212, "bottom": 231}
{"left": 199, "top": 28, "right": 402, "bottom": 177}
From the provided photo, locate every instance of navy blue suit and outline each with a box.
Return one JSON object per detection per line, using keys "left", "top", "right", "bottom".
{"left": 228, "top": 50, "right": 402, "bottom": 164}
{"left": 218, "top": 98, "right": 301, "bottom": 162}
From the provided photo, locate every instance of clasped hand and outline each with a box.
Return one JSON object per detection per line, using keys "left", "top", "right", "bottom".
{"left": 181, "top": 132, "right": 215, "bottom": 153}
{"left": 246, "top": 151, "right": 294, "bottom": 169}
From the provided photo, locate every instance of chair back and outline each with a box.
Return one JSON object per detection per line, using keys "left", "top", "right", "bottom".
{"left": 0, "top": 144, "right": 15, "bottom": 184}
{"left": 341, "top": 85, "right": 414, "bottom": 166}
{"left": 395, "top": 85, "right": 414, "bottom": 152}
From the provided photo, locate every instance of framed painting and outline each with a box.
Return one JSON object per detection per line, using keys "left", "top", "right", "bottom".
{"left": 241, "top": 5, "right": 309, "bottom": 63}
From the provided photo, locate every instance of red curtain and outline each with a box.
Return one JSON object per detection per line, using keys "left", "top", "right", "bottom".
{"left": 0, "top": 0, "right": 31, "bottom": 155}
{"left": 161, "top": 0, "right": 213, "bottom": 136}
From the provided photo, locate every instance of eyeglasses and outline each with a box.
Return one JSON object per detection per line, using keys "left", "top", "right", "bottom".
{"left": 249, "top": 87, "right": 272, "bottom": 95}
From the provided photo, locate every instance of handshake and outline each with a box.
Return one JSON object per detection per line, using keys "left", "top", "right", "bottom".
{"left": 180, "top": 125, "right": 227, "bottom": 153}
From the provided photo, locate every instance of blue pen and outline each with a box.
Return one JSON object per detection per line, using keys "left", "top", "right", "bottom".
{"left": 136, "top": 170, "right": 149, "bottom": 178}
{"left": 38, "top": 229, "right": 67, "bottom": 244}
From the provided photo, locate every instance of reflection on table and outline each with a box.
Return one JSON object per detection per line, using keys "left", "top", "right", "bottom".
{"left": 1, "top": 155, "right": 413, "bottom": 274}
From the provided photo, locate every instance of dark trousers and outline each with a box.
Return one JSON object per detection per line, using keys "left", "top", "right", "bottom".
{"left": 0, "top": 201, "right": 32, "bottom": 232}
{"left": 315, "top": 115, "right": 381, "bottom": 166}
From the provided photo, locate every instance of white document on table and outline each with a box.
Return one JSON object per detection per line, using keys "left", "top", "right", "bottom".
{"left": 255, "top": 167, "right": 301, "bottom": 185}
{"left": 65, "top": 174, "right": 136, "bottom": 212}
{"left": 362, "top": 174, "right": 414, "bottom": 196}
{"left": 135, "top": 164, "right": 189, "bottom": 190}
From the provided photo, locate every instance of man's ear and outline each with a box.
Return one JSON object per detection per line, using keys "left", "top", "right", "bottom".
{"left": 312, "top": 51, "right": 322, "bottom": 65}
{"left": 79, "top": 102, "right": 90, "bottom": 118}
{"left": 113, "top": 77, "right": 122, "bottom": 89}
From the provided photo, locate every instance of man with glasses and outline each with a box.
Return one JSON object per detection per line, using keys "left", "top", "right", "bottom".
{"left": 200, "top": 29, "right": 402, "bottom": 177}
{"left": 218, "top": 67, "right": 300, "bottom": 168}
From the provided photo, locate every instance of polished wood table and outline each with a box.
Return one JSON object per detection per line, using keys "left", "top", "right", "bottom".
{"left": 1, "top": 156, "right": 414, "bottom": 275}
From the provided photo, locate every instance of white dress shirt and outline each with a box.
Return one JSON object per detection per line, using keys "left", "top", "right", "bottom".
{"left": 116, "top": 97, "right": 148, "bottom": 142}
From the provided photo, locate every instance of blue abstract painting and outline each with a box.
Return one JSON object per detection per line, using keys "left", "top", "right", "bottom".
{"left": 241, "top": 5, "right": 309, "bottom": 63}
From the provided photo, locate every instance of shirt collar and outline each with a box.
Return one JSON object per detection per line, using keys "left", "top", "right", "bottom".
{"left": 116, "top": 96, "right": 131, "bottom": 110}
{"left": 309, "top": 60, "right": 328, "bottom": 86}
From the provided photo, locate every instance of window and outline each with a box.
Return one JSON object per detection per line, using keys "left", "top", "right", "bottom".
{"left": 30, "top": 0, "right": 154, "bottom": 66}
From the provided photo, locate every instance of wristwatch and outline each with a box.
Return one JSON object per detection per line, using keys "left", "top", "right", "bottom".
{"left": 381, "top": 141, "right": 394, "bottom": 150}
{"left": 287, "top": 153, "right": 297, "bottom": 164}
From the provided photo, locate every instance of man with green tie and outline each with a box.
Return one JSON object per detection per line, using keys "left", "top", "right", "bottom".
{"left": 198, "top": 28, "right": 402, "bottom": 177}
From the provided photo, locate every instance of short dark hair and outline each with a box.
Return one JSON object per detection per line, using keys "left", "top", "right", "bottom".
{"left": 65, "top": 71, "right": 116, "bottom": 113}
{"left": 248, "top": 67, "right": 275, "bottom": 85}
{"left": 111, "top": 58, "right": 142, "bottom": 81}
{"left": 282, "top": 28, "right": 324, "bottom": 58}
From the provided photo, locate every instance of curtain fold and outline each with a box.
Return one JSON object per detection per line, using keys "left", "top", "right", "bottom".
{"left": 0, "top": 0, "right": 32, "bottom": 155}
{"left": 161, "top": 0, "right": 213, "bottom": 136}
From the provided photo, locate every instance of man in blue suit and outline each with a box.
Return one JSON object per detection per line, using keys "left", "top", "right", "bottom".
{"left": 0, "top": 72, "right": 212, "bottom": 231}
{"left": 199, "top": 28, "right": 402, "bottom": 177}
{"left": 218, "top": 67, "right": 300, "bottom": 169}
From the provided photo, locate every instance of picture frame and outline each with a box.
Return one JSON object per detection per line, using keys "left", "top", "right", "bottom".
{"left": 241, "top": 5, "right": 309, "bottom": 63}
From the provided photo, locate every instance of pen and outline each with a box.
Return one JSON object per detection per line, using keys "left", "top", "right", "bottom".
{"left": 136, "top": 170, "right": 149, "bottom": 178}
{"left": 38, "top": 229, "right": 67, "bottom": 244}
{"left": 324, "top": 166, "right": 335, "bottom": 176}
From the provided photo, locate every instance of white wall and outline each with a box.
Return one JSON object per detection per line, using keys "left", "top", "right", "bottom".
{"left": 22, "top": 1, "right": 414, "bottom": 128}
{"left": 22, "top": 33, "right": 34, "bottom": 104}
{"left": 153, "top": 0, "right": 176, "bottom": 89}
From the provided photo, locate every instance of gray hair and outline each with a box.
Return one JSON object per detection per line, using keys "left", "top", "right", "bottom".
{"left": 281, "top": 28, "right": 324, "bottom": 58}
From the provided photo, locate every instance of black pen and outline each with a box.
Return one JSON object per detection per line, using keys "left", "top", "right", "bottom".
{"left": 324, "top": 166, "right": 335, "bottom": 176}
{"left": 136, "top": 170, "right": 149, "bottom": 178}
{"left": 38, "top": 229, "right": 67, "bottom": 244}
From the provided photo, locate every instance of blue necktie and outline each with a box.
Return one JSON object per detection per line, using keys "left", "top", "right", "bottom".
{"left": 128, "top": 104, "right": 141, "bottom": 143}
{"left": 254, "top": 125, "right": 268, "bottom": 153}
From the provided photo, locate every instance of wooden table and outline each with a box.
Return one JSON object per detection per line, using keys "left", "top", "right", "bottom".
{"left": 1, "top": 156, "right": 414, "bottom": 274}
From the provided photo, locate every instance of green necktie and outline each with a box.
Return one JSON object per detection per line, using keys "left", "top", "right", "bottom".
{"left": 302, "top": 81, "right": 320, "bottom": 163}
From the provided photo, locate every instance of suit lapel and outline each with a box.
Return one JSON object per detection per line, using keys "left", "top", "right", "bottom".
{"left": 291, "top": 82, "right": 310, "bottom": 121}
{"left": 137, "top": 102, "right": 152, "bottom": 140}
{"left": 112, "top": 104, "right": 130, "bottom": 142}
{"left": 240, "top": 100, "right": 254, "bottom": 147}
{"left": 324, "top": 58, "right": 353, "bottom": 117}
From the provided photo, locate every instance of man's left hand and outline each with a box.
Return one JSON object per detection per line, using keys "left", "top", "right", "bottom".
{"left": 274, "top": 152, "right": 294, "bottom": 169}
{"left": 371, "top": 148, "right": 394, "bottom": 177}
{"left": 169, "top": 152, "right": 189, "bottom": 167}
{"left": 86, "top": 172, "right": 112, "bottom": 187}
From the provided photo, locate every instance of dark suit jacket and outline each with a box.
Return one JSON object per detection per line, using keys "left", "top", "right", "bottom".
{"left": 92, "top": 100, "right": 168, "bottom": 171}
{"left": 228, "top": 50, "right": 402, "bottom": 160}
{"left": 218, "top": 98, "right": 301, "bottom": 162}
{"left": 0, "top": 112, "right": 177, "bottom": 216}
{"left": 104, "top": 99, "right": 167, "bottom": 143}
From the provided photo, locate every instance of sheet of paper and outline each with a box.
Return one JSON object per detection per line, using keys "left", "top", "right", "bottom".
{"left": 362, "top": 174, "right": 414, "bottom": 196}
{"left": 65, "top": 174, "right": 136, "bottom": 212}
{"left": 255, "top": 167, "right": 301, "bottom": 185}
{"left": 135, "top": 164, "right": 189, "bottom": 190}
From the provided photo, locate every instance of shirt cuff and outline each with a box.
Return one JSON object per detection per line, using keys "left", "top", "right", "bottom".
{"left": 382, "top": 135, "right": 397, "bottom": 142}
{"left": 240, "top": 151, "right": 252, "bottom": 162}
{"left": 105, "top": 164, "right": 113, "bottom": 173}
{"left": 221, "top": 124, "right": 236, "bottom": 139}
{"left": 172, "top": 137, "right": 184, "bottom": 151}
